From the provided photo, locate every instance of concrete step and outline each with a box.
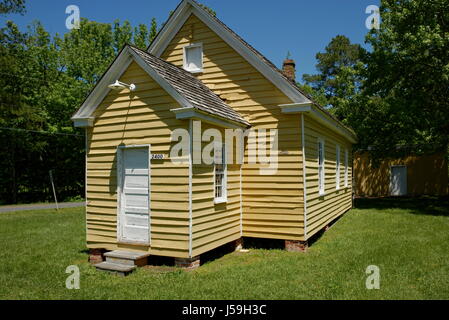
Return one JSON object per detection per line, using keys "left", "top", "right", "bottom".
{"left": 95, "top": 261, "right": 136, "bottom": 277}
{"left": 104, "top": 250, "right": 150, "bottom": 267}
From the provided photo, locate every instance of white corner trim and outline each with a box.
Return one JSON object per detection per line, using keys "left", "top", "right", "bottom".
{"left": 280, "top": 103, "right": 357, "bottom": 144}
{"left": 84, "top": 128, "right": 89, "bottom": 246}
{"left": 170, "top": 107, "right": 247, "bottom": 129}
{"left": 188, "top": 119, "right": 193, "bottom": 258}
{"left": 72, "top": 117, "right": 95, "bottom": 128}
{"left": 301, "top": 114, "right": 308, "bottom": 239}
{"left": 148, "top": 0, "right": 311, "bottom": 104}
{"left": 239, "top": 163, "right": 243, "bottom": 236}
{"left": 336, "top": 144, "right": 341, "bottom": 190}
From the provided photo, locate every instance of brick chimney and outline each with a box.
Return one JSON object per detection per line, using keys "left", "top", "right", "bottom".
{"left": 282, "top": 58, "right": 296, "bottom": 82}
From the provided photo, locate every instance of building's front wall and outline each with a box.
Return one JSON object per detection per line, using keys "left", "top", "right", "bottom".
{"left": 354, "top": 152, "right": 448, "bottom": 197}
{"left": 85, "top": 11, "right": 357, "bottom": 258}
{"left": 86, "top": 61, "right": 191, "bottom": 258}
{"left": 303, "top": 115, "right": 353, "bottom": 239}
{"left": 191, "top": 122, "right": 242, "bottom": 257}
{"left": 160, "top": 14, "right": 306, "bottom": 241}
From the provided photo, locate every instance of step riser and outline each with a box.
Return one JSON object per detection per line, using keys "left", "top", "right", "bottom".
{"left": 106, "top": 257, "right": 135, "bottom": 266}
{"left": 94, "top": 261, "right": 136, "bottom": 277}
{"left": 106, "top": 256, "right": 148, "bottom": 267}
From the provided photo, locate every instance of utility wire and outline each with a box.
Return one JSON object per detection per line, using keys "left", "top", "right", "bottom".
{"left": 0, "top": 126, "right": 84, "bottom": 137}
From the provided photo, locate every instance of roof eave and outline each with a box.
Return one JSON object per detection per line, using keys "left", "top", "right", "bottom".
{"left": 171, "top": 106, "right": 250, "bottom": 129}
{"left": 71, "top": 46, "right": 133, "bottom": 121}
{"left": 71, "top": 117, "right": 95, "bottom": 128}
{"left": 280, "top": 103, "right": 358, "bottom": 144}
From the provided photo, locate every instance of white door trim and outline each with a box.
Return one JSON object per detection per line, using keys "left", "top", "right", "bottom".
{"left": 116, "top": 144, "right": 151, "bottom": 245}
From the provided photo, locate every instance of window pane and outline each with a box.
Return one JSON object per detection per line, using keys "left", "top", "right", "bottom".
{"left": 214, "top": 143, "right": 226, "bottom": 201}
{"left": 318, "top": 140, "right": 325, "bottom": 194}
{"left": 186, "top": 46, "right": 202, "bottom": 71}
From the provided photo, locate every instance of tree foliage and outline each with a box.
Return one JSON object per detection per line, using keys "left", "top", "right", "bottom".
{"left": 363, "top": 0, "right": 449, "bottom": 153}
{"left": 303, "top": 0, "right": 449, "bottom": 158}
{"left": 0, "top": 16, "right": 159, "bottom": 204}
{"left": 0, "top": 0, "right": 25, "bottom": 15}
{"left": 302, "top": 35, "right": 365, "bottom": 120}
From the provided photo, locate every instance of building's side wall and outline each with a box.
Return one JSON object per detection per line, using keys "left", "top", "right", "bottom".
{"left": 86, "top": 61, "right": 190, "bottom": 258}
{"left": 354, "top": 152, "right": 449, "bottom": 197}
{"left": 160, "top": 14, "right": 305, "bottom": 241}
{"left": 191, "top": 122, "right": 242, "bottom": 257}
{"left": 303, "top": 115, "right": 353, "bottom": 239}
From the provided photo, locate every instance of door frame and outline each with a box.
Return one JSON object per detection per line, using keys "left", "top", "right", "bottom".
{"left": 389, "top": 165, "right": 407, "bottom": 196}
{"left": 116, "top": 144, "right": 151, "bottom": 245}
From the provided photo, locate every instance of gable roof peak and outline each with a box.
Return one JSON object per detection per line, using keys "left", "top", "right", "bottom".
{"left": 148, "top": 0, "right": 356, "bottom": 141}
{"left": 72, "top": 44, "right": 249, "bottom": 128}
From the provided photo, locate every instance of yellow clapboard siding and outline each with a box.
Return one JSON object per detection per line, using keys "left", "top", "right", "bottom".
{"left": 303, "top": 115, "right": 353, "bottom": 240}
{"left": 243, "top": 225, "right": 305, "bottom": 237}
{"left": 86, "top": 61, "right": 190, "bottom": 252}
{"left": 84, "top": 10, "right": 355, "bottom": 257}
{"left": 191, "top": 231, "right": 241, "bottom": 257}
{"left": 192, "top": 213, "right": 240, "bottom": 234}
{"left": 188, "top": 123, "right": 243, "bottom": 253}
{"left": 193, "top": 223, "right": 241, "bottom": 246}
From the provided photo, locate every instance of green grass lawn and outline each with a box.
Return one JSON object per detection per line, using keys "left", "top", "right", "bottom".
{"left": 0, "top": 197, "right": 448, "bottom": 300}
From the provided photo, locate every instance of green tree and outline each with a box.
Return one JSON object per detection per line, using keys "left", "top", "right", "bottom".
{"left": 134, "top": 24, "right": 149, "bottom": 49}
{"left": 297, "top": 83, "right": 329, "bottom": 107}
{"left": 0, "top": 21, "right": 84, "bottom": 203}
{"left": 149, "top": 17, "right": 158, "bottom": 43}
{"left": 302, "top": 35, "right": 365, "bottom": 120}
{"left": 363, "top": 0, "right": 449, "bottom": 153}
{"left": 0, "top": 16, "right": 159, "bottom": 204}
{"left": 0, "top": 0, "right": 25, "bottom": 15}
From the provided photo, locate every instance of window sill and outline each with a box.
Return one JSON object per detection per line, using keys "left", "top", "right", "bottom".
{"left": 214, "top": 198, "right": 227, "bottom": 204}
{"left": 184, "top": 68, "right": 203, "bottom": 74}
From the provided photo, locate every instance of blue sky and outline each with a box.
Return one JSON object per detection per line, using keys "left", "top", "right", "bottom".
{"left": 1, "top": 0, "right": 380, "bottom": 80}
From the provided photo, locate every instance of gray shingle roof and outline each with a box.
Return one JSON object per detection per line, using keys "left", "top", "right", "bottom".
{"left": 129, "top": 45, "right": 250, "bottom": 127}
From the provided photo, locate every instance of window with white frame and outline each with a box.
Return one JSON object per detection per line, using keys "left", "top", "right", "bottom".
{"left": 344, "top": 149, "right": 349, "bottom": 187}
{"left": 183, "top": 43, "right": 203, "bottom": 73}
{"left": 214, "top": 143, "right": 227, "bottom": 203}
{"left": 318, "top": 139, "right": 325, "bottom": 195}
{"left": 336, "top": 144, "right": 341, "bottom": 190}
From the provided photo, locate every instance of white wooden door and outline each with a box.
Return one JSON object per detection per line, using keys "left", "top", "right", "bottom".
{"left": 118, "top": 147, "right": 150, "bottom": 244}
{"left": 390, "top": 165, "right": 407, "bottom": 196}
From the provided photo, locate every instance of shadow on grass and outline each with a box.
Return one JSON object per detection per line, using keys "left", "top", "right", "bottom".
{"left": 354, "top": 196, "right": 449, "bottom": 217}
{"left": 243, "top": 238, "right": 284, "bottom": 250}
{"left": 201, "top": 237, "right": 285, "bottom": 266}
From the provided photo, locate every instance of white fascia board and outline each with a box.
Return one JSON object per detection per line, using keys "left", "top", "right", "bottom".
{"left": 171, "top": 107, "right": 247, "bottom": 129}
{"left": 72, "top": 117, "right": 95, "bottom": 128}
{"left": 280, "top": 103, "right": 357, "bottom": 144}
{"left": 72, "top": 49, "right": 133, "bottom": 121}
{"left": 72, "top": 45, "right": 197, "bottom": 127}
{"left": 279, "top": 102, "right": 313, "bottom": 114}
{"left": 148, "top": 0, "right": 311, "bottom": 105}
